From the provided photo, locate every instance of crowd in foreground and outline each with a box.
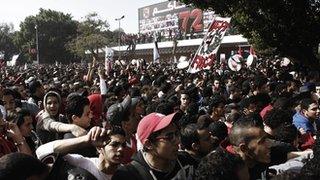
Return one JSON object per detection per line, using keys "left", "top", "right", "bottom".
{"left": 0, "top": 56, "right": 320, "bottom": 180}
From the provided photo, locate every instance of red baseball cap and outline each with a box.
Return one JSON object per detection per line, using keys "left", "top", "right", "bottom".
{"left": 137, "top": 112, "right": 180, "bottom": 145}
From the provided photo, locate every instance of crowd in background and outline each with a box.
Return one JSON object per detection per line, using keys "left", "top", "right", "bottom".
{"left": 0, "top": 56, "right": 320, "bottom": 179}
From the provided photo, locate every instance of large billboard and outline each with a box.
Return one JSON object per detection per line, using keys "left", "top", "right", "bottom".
{"left": 138, "top": 1, "right": 215, "bottom": 38}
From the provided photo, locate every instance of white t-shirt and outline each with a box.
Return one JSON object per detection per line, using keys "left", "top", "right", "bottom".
{"left": 64, "top": 154, "right": 112, "bottom": 180}
{"left": 36, "top": 142, "right": 112, "bottom": 180}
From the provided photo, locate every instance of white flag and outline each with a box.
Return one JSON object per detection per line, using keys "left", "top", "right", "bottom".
{"left": 153, "top": 37, "right": 160, "bottom": 63}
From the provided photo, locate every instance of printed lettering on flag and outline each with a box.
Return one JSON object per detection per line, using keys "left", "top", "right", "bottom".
{"left": 188, "top": 17, "right": 231, "bottom": 73}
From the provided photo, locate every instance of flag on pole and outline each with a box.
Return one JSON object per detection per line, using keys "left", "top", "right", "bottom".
{"left": 153, "top": 36, "right": 160, "bottom": 63}
{"left": 188, "top": 17, "right": 231, "bottom": 73}
{"left": 105, "top": 48, "right": 114, "bottom": 76}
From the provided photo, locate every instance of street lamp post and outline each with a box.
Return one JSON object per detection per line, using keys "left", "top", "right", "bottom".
{"left": 35, "top": 25, "right": 40, "bottom": 64}
{"left": 115, "top": 15, "right": 125, "bottom": 60}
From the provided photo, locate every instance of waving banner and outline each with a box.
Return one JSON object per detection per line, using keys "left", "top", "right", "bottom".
{"left": 188, "top": 17, "right": 231, "bottom": 73}
{"left": 105, "top": 48, "right": 114, "bottom": 75}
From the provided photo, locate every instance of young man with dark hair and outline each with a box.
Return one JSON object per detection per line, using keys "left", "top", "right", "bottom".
{"left": 251, "top": 76, "right": 269, "bottom": 95}
{"left": 107, "top": 95, "right": 144, "bottom": 163}
{"left": 0, "top": 110, "right": 33, "bottom": 157}
{"left": 195, "top": 148, "right": 249, "bottom": 180}
{"left": 112, "top": 112, "right": 194, "bottom": 180}
{"left": 229, "top": 118, "right": 271, "bottom": 180}
{"left": 273, "top": 124, "right": 300, "bottom": 150}
{"left": 239, "top": 96, "right": 259, "bottom": 116}
{"left": 36, "top": 91, "right": 87, "bottom": 144}
{"left": 180, "top": 123, "right": 214, "bottom": 167}
{"left": 0, "top": 153, "right": 49, "bottom": 179}
{"left": 2, "top": 89, "right": 16, "bottom": 116}
{"left": 36, "top": 126, "right": 126, "bottom": 180}
{"left": 15, "top": 109, "right": 40, "bottom": 154}
{"left": 264, "top": 109, "right": 293, "bottom": 136}
{"left": 65, "top": 94, "right": 92, "bottom": 135}
{"left": 2, "top": 88, "right": 39, "bottom": 119}
{"left": 293, "top": 98, "right": 319, "bottom": 149}
{"left": 293, "top": 98, "right": 319, "bottom": 135}
{"left": 207, "top": 95, "right": 226, "bottom": 121}
{"left": 64, "top": 94, "right": 95, "bottom": 157}
{"left": 179, "top": 90, "right": 190, "bottom": 113}
{"left": 28, "top": 80, "right": 45, "bottom": 107}
{"left": 208, "top": 121, "right": 228, "bottom": 149}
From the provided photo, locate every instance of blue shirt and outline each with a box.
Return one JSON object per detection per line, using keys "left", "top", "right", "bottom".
{"left": 293, "top": 112, "right": 315, "bottom": 134}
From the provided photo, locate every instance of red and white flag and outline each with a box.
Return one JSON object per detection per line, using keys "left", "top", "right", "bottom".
{"left": 188, "top": 17, "right": 231, "bottom": 73}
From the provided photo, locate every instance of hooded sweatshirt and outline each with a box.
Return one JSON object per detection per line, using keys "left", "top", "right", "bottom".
{"left": 36, "top": 91, "right": 67, "bottom": 144}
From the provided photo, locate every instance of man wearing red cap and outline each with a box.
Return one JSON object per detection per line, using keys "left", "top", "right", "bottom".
{"left": 112, "top": 112, "right": 194, "bottom": 180}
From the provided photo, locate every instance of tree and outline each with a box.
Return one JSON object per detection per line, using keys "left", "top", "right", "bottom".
{"left": 15, "top": 8, "right": 78, "bottom": 64}
{"left": 67, "top": 13, "right": 115, "bottom": 62}
{"left": 0, "top": 23, "right": 18, "bottom": 61}
{"left": 180, "top": 0, "right": 320, "bottom": 68}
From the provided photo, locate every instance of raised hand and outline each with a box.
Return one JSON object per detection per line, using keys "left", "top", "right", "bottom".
{"left": 86, "top": 126, "right": 109, "bottom": 148}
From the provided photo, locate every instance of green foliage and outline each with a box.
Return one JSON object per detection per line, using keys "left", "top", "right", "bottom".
{"left": 180, "top": 0, "right": 320, "bottom": 68}
{"left": 15, "top": 8, "right": 78, "bottom": 63}
{"left": 66, "top": 13, "right": 118, "bottom": 60}
{"left": 0, "top": 23, "right": 18, "bottom": 61}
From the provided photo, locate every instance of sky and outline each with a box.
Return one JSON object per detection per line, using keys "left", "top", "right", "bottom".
{"left": 0, "top": 0, "right": 163, "bottom": 33}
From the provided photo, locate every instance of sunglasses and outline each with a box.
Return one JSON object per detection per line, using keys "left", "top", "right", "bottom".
{"left": 155, "top": 131, "right": 180, "bottom": 142}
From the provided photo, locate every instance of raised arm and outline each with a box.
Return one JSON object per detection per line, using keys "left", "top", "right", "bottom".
{"left": 7, "top": 122, "right": 33, "bottom": 156}
{"left": 36, "top": 126, "right": 107, "bottom": 158}
{"left": 38, "top": 115, "right": 87, "bottom": 137}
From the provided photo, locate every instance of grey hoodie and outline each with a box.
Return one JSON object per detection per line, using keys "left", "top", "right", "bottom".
{"left": 36, "top": 91, "right": 67, "bottom": 144}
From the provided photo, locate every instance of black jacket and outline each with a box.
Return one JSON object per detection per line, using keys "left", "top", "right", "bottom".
{"left": 112, "top": 151, "right": 194, "bottom": 180}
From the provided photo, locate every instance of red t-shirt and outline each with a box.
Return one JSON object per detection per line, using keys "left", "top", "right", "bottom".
{"left": 0, "top": 134, "right": 17, "bottom": 157}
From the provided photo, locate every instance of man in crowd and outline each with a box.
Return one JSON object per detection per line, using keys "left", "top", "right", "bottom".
{"left": 36, "top": 126, "right": 126, "bottom": 180}
{"left": 64, "top": 93, "right": 96, "bottom": 157}
{"left": 293, "top": 98, "right": 319, "bottom": 135}
{"left": 28, "top": 80, "right": 45, "bottom": 108}
{"left": 15, "top": 109, "right": 40, "bottom": 155}
{"left": 112, "top": 112, "right": 195, "bottom": 180}
{"left": 229, "top": 118, "right": 271, "bottom": 180}
{"left": 107, "top": 95, "right": 144, "bottom": 163}
{"left": 2, "top": 88, "right": 39, "bottom": 119}
{"left": 293, "top": 98, "right": 319, "bottom": 150}
{"left": 180, "top": 123, "right": 214, "bottom": 168}
{"left": 0, "top": 110, "right": 32, "bottom": 157}
{"left": 36, "top": 91, "right": 86, "bottom": 144}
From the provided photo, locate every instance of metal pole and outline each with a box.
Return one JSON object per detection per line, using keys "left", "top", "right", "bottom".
{"left": 35, "top": 25, "right": 40, "bottom": 64}
{"left": 115, "top": 15, "right": 124, "bottom": 61}
{"left": 118, "top": 20, "right": 121, "bottom": 60}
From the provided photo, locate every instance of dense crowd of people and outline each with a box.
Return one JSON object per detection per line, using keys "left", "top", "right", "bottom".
{"left": 121, "top": 29, "right": 202, "bottom": 48}
{"left": 0, "top": 56, "right": 320, "bottom": 180}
